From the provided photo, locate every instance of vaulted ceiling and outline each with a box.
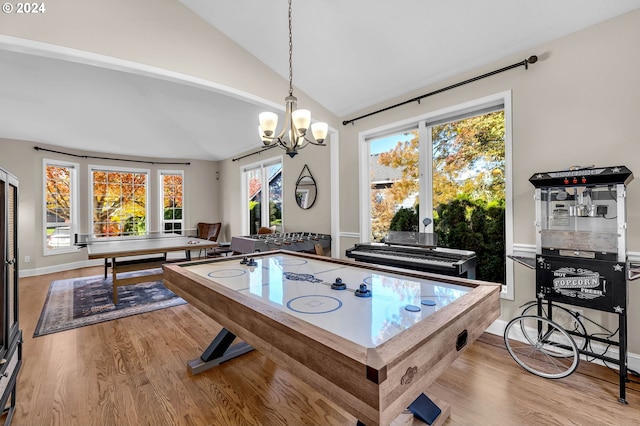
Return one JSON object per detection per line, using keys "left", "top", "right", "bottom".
{"left": 1, "top": 0, "right": 639, "bottom": 160}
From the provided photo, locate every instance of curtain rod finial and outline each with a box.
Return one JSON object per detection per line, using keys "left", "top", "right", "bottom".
{"left": 525, "top": 55, "right": 538, "bottom": 69}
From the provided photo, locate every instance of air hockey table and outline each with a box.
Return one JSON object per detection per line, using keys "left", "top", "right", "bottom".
{"left": 163, "top": 251, "right": 500, "bottom": 426}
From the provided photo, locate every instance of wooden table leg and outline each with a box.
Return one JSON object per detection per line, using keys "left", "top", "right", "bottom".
{"left": 112, "top": 257, "right": 118, "bottom": 304}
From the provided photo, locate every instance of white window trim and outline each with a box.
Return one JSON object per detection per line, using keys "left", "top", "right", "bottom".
{"left": 358, "top": 90, "right": 514, "bottom": 299}
{"left": 158, "top": 169, "right": 185, "bottom": 235}
{"left": 43, "top": 158, "right": 79, "bottom": 255}
{"left": 88, "top": 164, "right": 151, "bottom": 238}
{"left": 240, "top": 155, "right": 283, "bottom": 235}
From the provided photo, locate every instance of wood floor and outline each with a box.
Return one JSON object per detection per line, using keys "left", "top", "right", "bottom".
{"left": 9, "top": 266, "right": 640, "bottom": 425}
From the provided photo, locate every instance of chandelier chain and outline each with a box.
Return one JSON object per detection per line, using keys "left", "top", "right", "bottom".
{"left": 257, "top": 0, "right": 328, "bottom": 158}
{"left": 288, "top": 0, "right": 293, "bottom": 97}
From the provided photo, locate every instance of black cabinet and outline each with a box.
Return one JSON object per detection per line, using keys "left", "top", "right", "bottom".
{"left": 0, "top": 168, "right": 21, "bottom": 424}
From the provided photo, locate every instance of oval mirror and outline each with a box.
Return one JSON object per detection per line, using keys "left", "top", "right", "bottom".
{"left": 295, "top": 167, "right": 317, "bottom": 209}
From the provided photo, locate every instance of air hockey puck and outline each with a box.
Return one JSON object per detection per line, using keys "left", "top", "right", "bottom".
{"left": 421, "top": 300, "right": 437, "bottom": 306}
{"left": 405, "top": 305, "right": 421, "bottom": 312}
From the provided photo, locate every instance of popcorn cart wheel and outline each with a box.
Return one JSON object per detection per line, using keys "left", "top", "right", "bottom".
{"left": 504, "top": 298, "right": 592, "bottom": 379}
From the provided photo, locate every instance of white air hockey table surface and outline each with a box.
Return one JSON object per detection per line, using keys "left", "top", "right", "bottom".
{"left": 179, "top": 252, "right": 472, "bottom": 348}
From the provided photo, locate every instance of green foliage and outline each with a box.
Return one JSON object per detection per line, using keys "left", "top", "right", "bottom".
{"left": 270, "top": 201, "right": 281, "bottom": 222}
{"left": 249, "top": 200, "right": 281, "bottom": 234}
{"left": 163, "top": 207, "right": 182, "bottom": 220}
{"left": 434, "top": 196, "right": 505, "bottom": 283}
{"left": 249, "top": 201, "right": 260, "bottom": 235}
{"left": 389, "top": 207, "right": 418, "bottom": 232}
{"left": 123, "top": 217, "right": 146, "bottom": 236}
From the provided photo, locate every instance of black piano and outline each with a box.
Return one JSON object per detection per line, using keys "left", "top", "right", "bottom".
{"left": 346, "top": 232, "right": 476, "bottom": 279}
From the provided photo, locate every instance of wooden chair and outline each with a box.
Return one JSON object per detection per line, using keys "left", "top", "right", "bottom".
{"left": 197, "top": 222, "right": 221, "bottom": 241}
{"left": 197, "top": 222, "right": 221, "bottom": 257}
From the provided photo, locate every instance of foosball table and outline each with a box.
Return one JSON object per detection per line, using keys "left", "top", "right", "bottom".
{"left": 230, "top": 231, "right": 332, "bottom": 255}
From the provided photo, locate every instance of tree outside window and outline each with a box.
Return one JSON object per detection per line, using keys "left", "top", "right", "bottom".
{"left": 369, "top": 110, "right": 506, "bottom": 282}
{"left": 45, "top": 162, "right": 76, "bottom": 250}
{"left": 246, "top": 160, "right": 282, "bottom": 234}
{"left": 161, "top": 172, "right": 183, "bottom": 234}
{"left": 92, "top": 168, "right": 148, "bottom": 237}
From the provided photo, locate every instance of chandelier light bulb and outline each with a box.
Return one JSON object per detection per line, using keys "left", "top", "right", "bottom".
{"left": 259, "top": 112, "right": 278, "bottom": 136}
{"left": 291, "top": 109, "right": 310, "bottom": 133}
{"left": 311, "top": 122, "right": 328, "bottom": 142}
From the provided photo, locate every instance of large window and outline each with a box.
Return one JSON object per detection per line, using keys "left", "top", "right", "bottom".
{"left": 361, "top": 92, "right": 513, "bottom": 295}
{"left": 159, "top": 170, "right": 184, "bottom": 235}
{"left": 90, "top": 166, "right": 149, "bottom": 238}
{"left": 242, "top": 157, "right": 283, "bottom": 234}
{"left": 44, "top": 160, "right": 78, "bottom": 253}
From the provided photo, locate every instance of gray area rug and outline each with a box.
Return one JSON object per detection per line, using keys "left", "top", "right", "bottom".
{"left": 34, "top": 269, "right": 186, "bottom": 337}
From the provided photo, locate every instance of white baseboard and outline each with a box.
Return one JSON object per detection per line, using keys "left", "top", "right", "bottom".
{"left": 339, "top": 232, "right": 361, "bottom": 240}
{"left": 20, "top": 259, "right": 103, "bottom": 277}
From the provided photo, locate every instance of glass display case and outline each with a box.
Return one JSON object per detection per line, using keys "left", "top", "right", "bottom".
{"left": 538, "top": 183, "right": 626, "bottom": 260}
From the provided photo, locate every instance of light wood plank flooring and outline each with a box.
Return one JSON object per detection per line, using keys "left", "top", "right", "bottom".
{"left": 7, "top": 266, "right": 640, "bottom": 425}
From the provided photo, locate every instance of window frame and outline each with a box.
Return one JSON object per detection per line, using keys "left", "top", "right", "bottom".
{"left": 158, "top": 169, "right": 185, "bottom": 235}
{"left": 241, "top": 155, "right": 284, "bottom": 235}
{"left": 43, "top": 159, "right": 79, "bottom": 255}
{"left": 88, "top": 164, "right": 150, "bottom": 239}
{"left": 358, "top": 91, "right": 514, "bottom": 299}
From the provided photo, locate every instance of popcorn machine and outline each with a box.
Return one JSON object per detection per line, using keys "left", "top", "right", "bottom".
{"left": 528, "top": 165, "right": 634, "bottom": 402}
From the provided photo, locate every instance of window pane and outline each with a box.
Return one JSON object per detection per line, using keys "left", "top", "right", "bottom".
{"left": 369, "top": 130, "right": 419, "bottom": 242}
{"left": 46, "top": 226, "right": 71, "bottom": 249}
{"left": 92, "top": 169, "right": 147, "bottom": 237}
{"left": 432, "top": 110, "right": 505, "bottom": 283}
{"left": 45, "top": 164, "right": 74, "bottom": 250}
{"left": 161, "top": 172, "right": 183, "bottom": 235}
{"left": 267, "top": 163, "right": 282, "bottom": 232}
{"left": 244, "top": 160, "right": 283, "bottom": 234}
{"left": 247, "top": 168, "right": 262, "bottom": 234}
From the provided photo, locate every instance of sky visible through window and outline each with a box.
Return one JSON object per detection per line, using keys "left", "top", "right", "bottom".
{"left": 370, "top": 133, "right": 413, "bottom": 155}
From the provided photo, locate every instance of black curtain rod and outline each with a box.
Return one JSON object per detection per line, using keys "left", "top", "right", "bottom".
{"left": 342, "top": 55, "right": 538, "bottom": 126}
{"left": 231, "top": 144, "right": 278, "bottom": 162}
{"left": 34, "top": 146, "right": 191, "bottom": 165}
